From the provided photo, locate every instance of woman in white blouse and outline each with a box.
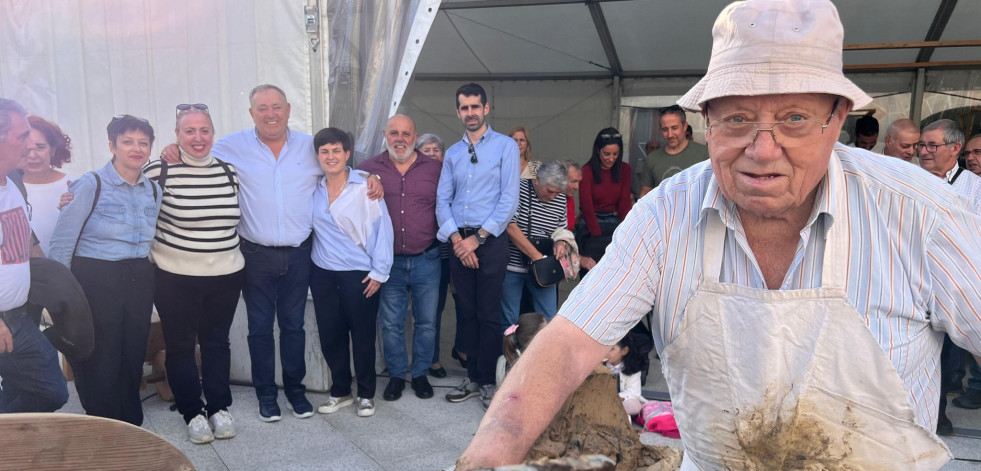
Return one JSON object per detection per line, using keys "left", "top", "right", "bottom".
{"left": 21, "top": 116, "right": 74, "bottom": 255}
{"left": 308, "top": 127, "right": 393, "bottom": 419}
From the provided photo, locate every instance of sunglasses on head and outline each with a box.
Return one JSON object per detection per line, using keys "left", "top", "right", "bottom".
{"left": 659, "top": 105, "right": 683, "bottom": 114}
{"left": 600, "top": 133, "right": 621, "bottom": 141}
{"left": 177, "top": 103, "right": 209, "bottom": 112}
{"left": 176, "top": 103, "right": 209, "bottom": 116}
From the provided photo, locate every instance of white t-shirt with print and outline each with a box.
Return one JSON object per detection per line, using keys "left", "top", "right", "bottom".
{"left": 0, "top": 178, "right": 32, "bottom": 311}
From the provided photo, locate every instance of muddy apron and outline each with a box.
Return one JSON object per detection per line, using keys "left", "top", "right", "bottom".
{"left": 661, "top": 161, "right": 951, "bottom": 470}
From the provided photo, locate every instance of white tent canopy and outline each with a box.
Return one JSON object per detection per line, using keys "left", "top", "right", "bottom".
{"left": 401, "top": 0, "right": 981, "bottom": 166}
{"left": 416, "top": 0, "right": 981, "bottom": 79}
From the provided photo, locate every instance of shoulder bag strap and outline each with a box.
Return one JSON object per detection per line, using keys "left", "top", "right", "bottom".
{"left": 73, "top": 172, "right": 101, "bottom": 256}
{"left": 157, "top": 159, "right": 169, "bottom": 189}
{"left": 948, "top": 167, "right": 965, "bottom": 185}
{"left": 9, "top": 169, "right": 38, "bottom": 246}
{"left": 216, "top": 159, "right": 236, "bottom": 192}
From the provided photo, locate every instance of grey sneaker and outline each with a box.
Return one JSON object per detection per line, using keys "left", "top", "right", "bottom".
{"left": 317, "top": 395, "right": 353, "bottom": 414}
{"left": 209, "top": 410, "right": 236, "bottom": 439}
{"left": 187, "top": 414, "right": 214, "bottom": 444}
{"left": 480, "top": 384, "right": 496, "bottom": 410}
{"left": 357, "top": 398, "right": 375, "bottom": 417}
{"left": 445, "top": 378, "right": 480, "bottom": 403}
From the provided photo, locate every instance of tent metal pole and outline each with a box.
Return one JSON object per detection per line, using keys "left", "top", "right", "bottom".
{"left": 612, "top": 76, "right": 621, "bottom": 129}
{"left": 910, "top": 68, "right": 926, "bottom": 125}
{"left": 307, "top": 0, "right": 326, "bottom": 131}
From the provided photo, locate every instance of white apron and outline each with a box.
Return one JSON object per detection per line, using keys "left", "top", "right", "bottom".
{"left": 661, "top": 161, "right": 951, "bottom": 470}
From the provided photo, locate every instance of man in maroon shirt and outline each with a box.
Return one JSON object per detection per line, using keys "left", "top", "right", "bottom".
{"left": 358, "top": 114, "right": 442, "bottom": 402}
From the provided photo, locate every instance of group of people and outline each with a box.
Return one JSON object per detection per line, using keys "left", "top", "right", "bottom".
{"left": 0, "top": 80, "right": 640, "bottom": 446}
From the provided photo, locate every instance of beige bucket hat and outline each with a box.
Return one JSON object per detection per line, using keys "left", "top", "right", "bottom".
{"left": 677, "top": 0, "right": 872, "bottom": 112}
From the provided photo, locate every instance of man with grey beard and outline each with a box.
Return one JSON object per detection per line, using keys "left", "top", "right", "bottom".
{"left": 358, "top": 114, "right": 443, "bottom": 401}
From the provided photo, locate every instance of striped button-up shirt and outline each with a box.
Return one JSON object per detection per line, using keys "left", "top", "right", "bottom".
{"left": 564, "top": 143, "right": 981, "bottom": 428}
{"left": 944, "top": 165, "right": 981, "bottom": 214}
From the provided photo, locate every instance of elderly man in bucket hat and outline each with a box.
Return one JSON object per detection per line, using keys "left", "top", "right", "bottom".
{"left": 455, "top": 0, "right": 981, "bottom": 469}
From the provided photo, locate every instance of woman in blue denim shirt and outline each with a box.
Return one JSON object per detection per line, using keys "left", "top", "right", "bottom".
{"left": 49, "top": 115, "right": 161, "bottom": 426}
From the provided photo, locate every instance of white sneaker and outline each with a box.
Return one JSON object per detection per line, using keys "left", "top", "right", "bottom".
{"left": 187, "top": 414, "right": 215, "bottom": 444}
{"left": 209, "top": 410, "right": 236, "bottom": 439}
{"left": 317, "top": 395, "right": 353, "bottom": 414}
{"left": 357, "top": 398, "right": 375, "bottom": 417}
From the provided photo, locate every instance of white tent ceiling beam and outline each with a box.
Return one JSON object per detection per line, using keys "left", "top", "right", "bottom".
{"left": 390, "top": 0, "right": 443, "bottom": 117}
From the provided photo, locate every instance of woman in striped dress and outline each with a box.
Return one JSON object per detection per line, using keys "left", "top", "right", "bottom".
{"left": 143, "top": 104, "right": 244, "bottom": 444}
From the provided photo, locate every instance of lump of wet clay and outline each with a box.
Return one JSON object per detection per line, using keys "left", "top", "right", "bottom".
{"left": 523, "top": 366, "right": 682, "bottom": 471}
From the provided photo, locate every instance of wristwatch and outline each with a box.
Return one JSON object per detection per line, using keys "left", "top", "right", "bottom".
{"left": 474, "top": 232, "right": 487, "bottom": 245}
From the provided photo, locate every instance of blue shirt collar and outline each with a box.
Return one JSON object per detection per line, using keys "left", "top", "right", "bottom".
{"left": 460, "top": 125, "right": 495, "bottom": 146}
{"left": 251, "top": 127, "right": 295, "bottom": 145}
{"left": 319, "top": 167, "right": 367, "bottom": 188}
{"left": 102, "top": 160, "right": 150, "bottom": 187}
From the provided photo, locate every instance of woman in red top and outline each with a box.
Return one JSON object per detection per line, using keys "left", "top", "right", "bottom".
{"left": 578, "top": 128, "right": 632, "bottom": 270}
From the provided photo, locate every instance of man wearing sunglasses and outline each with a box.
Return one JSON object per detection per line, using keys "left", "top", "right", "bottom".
{"left": 436, "top": 83, "right": 519, "bottom": 409}
{"left": 638, "top": 105, "right": 707, "bottom": 198}
{"left": 457, "top": 1, "right": 981, "bottom": 469}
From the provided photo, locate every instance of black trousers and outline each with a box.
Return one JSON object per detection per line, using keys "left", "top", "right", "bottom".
{"left": 450, "top": 232, "right": 509, "bottom": 386}
{"left": 155, "top": 267, "right": 245, "bottom": 423}
{"left": 70, "top": 257, "right": 154, "bottom": 426}
{"left": 310, "top": 267, "right": 379, "bottom": 399}
{"left": 939, "top": 334, "right": 970, "bottom": 420}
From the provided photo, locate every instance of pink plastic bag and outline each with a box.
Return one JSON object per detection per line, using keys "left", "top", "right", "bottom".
{"left": 634, "top": 400, "right": 680, "bottom": 439}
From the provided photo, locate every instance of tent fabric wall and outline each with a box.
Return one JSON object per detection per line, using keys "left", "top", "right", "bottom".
{"left": 400, "top": 79, "right": 615, "bottom": 166}
{"left": 0, "top": 0, "right": 333, "bottom": 391}
{"left": 0, "top": 0, "right": 314, "bottom": 177}
{"left": 327, "top": 0, "right": 440, "bottom": 165}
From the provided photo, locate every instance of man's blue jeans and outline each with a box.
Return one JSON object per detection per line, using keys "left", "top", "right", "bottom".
{"left": 501, "top": 270, "right": 557, "bottom": 331}
{"left": 378, "top": 245, "right": 440, "bottom": 379}
{"left": 240, "top": 238, "right": 312, "bottom": 404}
{"left": 0, "top": 307, "right": 68, "bottom": 413}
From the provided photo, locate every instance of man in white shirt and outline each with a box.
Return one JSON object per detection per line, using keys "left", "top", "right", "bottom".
{"left": 883, "top": 118, "right": 920, "bottom": 163}
{"left": 917, "top": 119, "right": 981, "bottom": 212}
{"left": 0, "top": 98, "right": 68, "bottom": 413}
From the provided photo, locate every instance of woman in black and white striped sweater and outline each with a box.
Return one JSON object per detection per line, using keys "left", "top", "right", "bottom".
{"left": 143, "top": 104, "right": 245, "bottom": 445}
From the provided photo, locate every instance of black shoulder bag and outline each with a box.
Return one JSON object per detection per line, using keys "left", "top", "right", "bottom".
{"left": 523, "top": 182, "right": 564, "bottom": 287}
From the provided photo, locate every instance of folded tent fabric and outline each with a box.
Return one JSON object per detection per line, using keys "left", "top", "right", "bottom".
{"left": 27, "top": 257, "right": 94, "bottom": 362}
